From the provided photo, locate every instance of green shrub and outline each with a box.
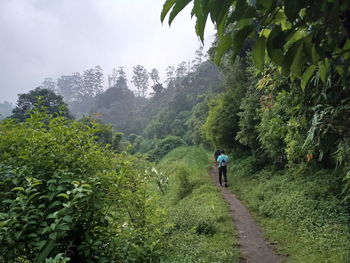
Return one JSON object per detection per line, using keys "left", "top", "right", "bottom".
{"left": 0, "top": 111, "right": 166, "bottom": 262}
{"left": 148, "top": 136, "right": 186, "bottom": 162}
{"left": 174, "top": 164, "right": 194, "bottom": 200}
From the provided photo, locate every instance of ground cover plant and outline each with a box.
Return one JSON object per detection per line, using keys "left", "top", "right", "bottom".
{"left": 229, "top": 156, "right": 350, "bottom": 263}
{"left": 156, "top": 146, "right": 240, "bottom": 263}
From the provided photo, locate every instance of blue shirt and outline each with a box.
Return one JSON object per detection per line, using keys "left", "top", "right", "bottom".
{"left": 217, "top": 154, "right": 229, "bottom": 167}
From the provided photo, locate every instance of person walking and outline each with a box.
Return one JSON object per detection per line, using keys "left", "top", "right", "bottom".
{"left": 214, "top": 149, "right": 221, "bottom": 166}
{"left": 217, "top": 150, "right": 229, "bottom": 187}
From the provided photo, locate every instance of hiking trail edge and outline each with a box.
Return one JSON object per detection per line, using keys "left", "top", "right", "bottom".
{"left": 211, "top": 167, "right": 284, "bottom": 263}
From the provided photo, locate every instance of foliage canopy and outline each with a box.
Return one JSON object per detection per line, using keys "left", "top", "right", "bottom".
{"left": 161, "top": 0, "right": 350, "bottom": 87}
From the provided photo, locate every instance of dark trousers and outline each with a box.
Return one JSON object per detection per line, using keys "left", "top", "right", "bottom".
{"left": 218, "top": 166, "right": 227, "bottom": 185}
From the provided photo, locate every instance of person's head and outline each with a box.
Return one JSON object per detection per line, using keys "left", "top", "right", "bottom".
{"left": 221, "top": 150, "right": 225, "bottom": 154}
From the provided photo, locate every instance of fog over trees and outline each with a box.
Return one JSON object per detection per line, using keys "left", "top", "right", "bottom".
{"left": 1, "top": 0, "right": 350, "bottom": 262}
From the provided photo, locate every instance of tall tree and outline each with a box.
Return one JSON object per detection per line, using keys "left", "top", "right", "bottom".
{"left": 165, "top": 66, "right": 175, "bottom": 86}
{"left": 149, "top": 68, "right": 160, "bottom": 85}
{"left": 191, "top": 46, "right": 206, "bottom": 71}
{"left": 176, "top": 61, "right": 188, "bottom": 78}
{"left": 116, "top": 67, "right": 128, "bottom": 89}
{"left": 41, "top": 78, "right": 58, "bottom": 93}
{"left": 108, "top": 68, "right": 118, "bottom": 88}
{"left": 81, "top": 66, "right": 104, "bottom": 100}
{"left": 57, "top": 73, "right": 83, "bottom": 103}
{"left": 11, "top": 87, "right": 71, "bottom": 122}
{"left": 132, "top": 65, "right": 149, "bottom": 97}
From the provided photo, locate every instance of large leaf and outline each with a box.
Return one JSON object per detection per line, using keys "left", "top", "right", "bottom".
{"left": 193, "top": 0, "right": 209, "bottom": 42}
{"left": 319, "top": 59, "right": 330, "bottom": 83}
{"left": 256, "top": 0, "right": 273, "bottom": 10}
{"left": 161, "top": 0, "right": 177, "bottom": 23}
{"left": 301, "top": 65, "right": 316, "bottom": 90}
{"left": 267, "top": 25, "right": 284, "bottom": 49}
{"left": 217, "top": 13, "right": 227, "bottom": 37}
{"left": 214, "top": 35, "right": 232, "bottom": 64}
{"left": 252, "top": 36, "right": 266, "bottom": 71}
{"left": 268, "top": 48, "right": 284, "bottom": 66}
{"left": 168, "top": 0, "right": 193, "bottom": 25}
{"left": 34, "top": 240, "right": 56, "bottom": 263}
{"left": 231, "top": 24, "right": 254, "bottom": 58}
{"left": 283, "top": 0, "right": 303, "bottom": 22}
{"left": 284, "top": 38, "right": 304, "bottom": 74}
{"left": 227, "top": 0, "right": 257, "bottom": 23}
{"left": 266, "top": 26, "right": 285, "bottom": 66}
{"left": 290, "top": 40, "right": 304, "bottom": 77}
{"left": 274, "top": 10, "right": 292, "bottom": 30}
{"left": 210, "top": 0, "right": 232, "bottom": 25}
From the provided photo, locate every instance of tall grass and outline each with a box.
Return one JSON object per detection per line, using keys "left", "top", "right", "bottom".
{"left": 157, "top": 146, "right": 239, "bottom": 263}
{"left": 229, "top": 156, "right": 350, "bottom": 263}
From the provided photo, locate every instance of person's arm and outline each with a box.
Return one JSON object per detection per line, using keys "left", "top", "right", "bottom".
{"left": 217, "top": 155, "right": 221, "bottom": 166}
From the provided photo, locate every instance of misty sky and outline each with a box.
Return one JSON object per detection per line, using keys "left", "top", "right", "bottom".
{"left": 0, "top": 0, "right": 215, "bottom": 103}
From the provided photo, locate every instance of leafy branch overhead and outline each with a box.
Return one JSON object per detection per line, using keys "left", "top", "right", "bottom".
{"left": 161, "top": 0, "right": 350, "bottom": 87}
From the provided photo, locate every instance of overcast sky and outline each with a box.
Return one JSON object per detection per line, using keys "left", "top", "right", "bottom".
{"left": 0, "top": 0, "right": 215, "bottom": 103}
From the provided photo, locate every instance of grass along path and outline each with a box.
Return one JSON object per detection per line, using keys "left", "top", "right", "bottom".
{"left": 228, "top": 156, "right": 350, "bottom": 262}
{"left": 211, "top": 167, "right": 283, "bottom": 263}
{"left": 157, "top": 146, "right": 240, "bottom": 263}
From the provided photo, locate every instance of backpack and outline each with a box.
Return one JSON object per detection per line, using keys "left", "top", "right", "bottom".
{"left": 221, "top": 158, "right": 226, "bottom": 166}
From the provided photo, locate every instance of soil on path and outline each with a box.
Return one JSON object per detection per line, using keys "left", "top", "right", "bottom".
{"left": 211, "top": 167, "right": 284, "bottom": 263}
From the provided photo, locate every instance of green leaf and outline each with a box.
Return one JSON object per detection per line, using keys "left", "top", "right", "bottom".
{"left": 290, "top": 40, "right": 304, "bottom": 77}
{"left": 267, "top": 25, "right": 284, "bottom": 49}
{"left": 161, "top": 0, "right": 176, "bottom": 23}
{"left": 214, "top": 36, "right": 232, "bottom": 64}
{"left": 268, "top": 49, "right": 284, "bottom": 66}
{"left": 35, "top": 240, "right": 47, "bottom": 250}
{"left": 228, "top": 0, "right": 257, "bottom": 23}
{"left": 34, "top": 239, "right": 56, "bottom": 263}
{"left": 28, "top": 192, "right": 40, "bottom": 201}
{"left": 193, "top": 0, "right": 209, "bottom": 42}
{"left": 252, "top": 36, "right": 266, "bottom": 71}
{"left": 215, "top": 24, "right": 254, "bottom": 64}
{"left": 301, "top": 65, "right": 316, "bottom": 90}
{"left": 62, "top": 215, "right": 73, "bottom": 223}
{"left": 57, "top": 193, "right": 69, "bottom": 199}
{"left": 256, "top": 0, "right": 273, "bottom": 10}
{"left": 284, "top": 39, "right": 304, "bottom": 75}
{"left": 266, "top": 26, "right": 285, "bottom": 66}
{"left": 11, "top": 187, "right": 25, "bottom": 191}
{"left": 336, "top": 65, "right": 344, "bottom": 76}
{"left": 168, "top": 0, "right": 192, "bottom": 25}
{"left": 49, "top": 200, "right": 62, "bottom": 209}
{"left": 57, "top": 224, "right": 70, "bottom": 231}
{"left": 49, "top": 232, "right": 58, "bottom": 240}
{"left": 209, "top": 0, "right": 232, "bottom": 24}
{"left": 283, "top": 0, "right": 302, "bottom": 22}
{"left": 217, "top": 13, "right": 227, "bottom": 37}
{"left": 319, "top": 59, "right": 330, "bottom": 83}
{"left": 231, "top": 24, "right": 254, "bottom": 58}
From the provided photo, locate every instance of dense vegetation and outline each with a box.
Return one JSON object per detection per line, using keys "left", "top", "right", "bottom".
{"left": 1, "top": 0, "right": 350, "bottom": 261}
{"left": 230, "top": 157, "right": 350, "bottom": 262}
{"left": 0, "top": 110, "right": 166, "bottom": 262}
{"left": 159, "top": 1, "right": 350, "bottom": 261}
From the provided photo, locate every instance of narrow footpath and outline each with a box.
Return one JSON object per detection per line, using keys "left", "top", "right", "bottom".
{"left": 211, "top": 168, "right": 284, "bottom": 263}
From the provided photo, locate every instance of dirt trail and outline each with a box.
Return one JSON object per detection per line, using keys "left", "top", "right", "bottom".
{"left": 211, "top": 168, "right": 284, "bottom": 263}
